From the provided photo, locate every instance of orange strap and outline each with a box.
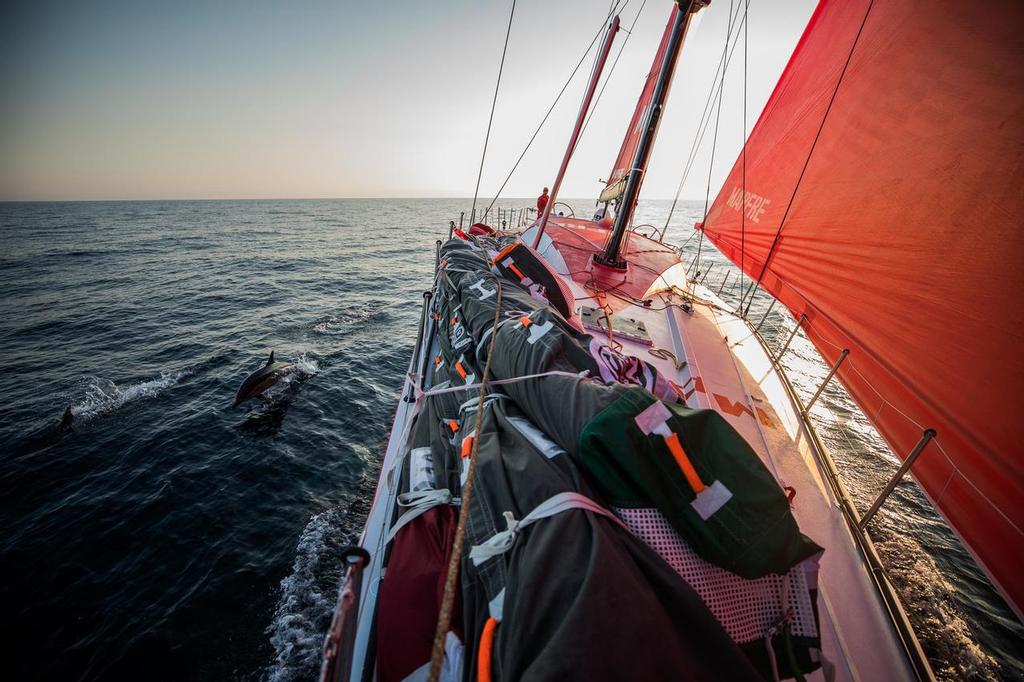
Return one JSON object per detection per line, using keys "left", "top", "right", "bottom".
{"left": 450, "top": 316, "right": 458, "bottom": 327}
{"left": 494, "top": 242, "right": 518, "bottom": 262}
{"left": 435, "top": 355, "right": 442, "bottom": 365}
{"left": 664, "top": 432, "right": 706, "bottom": 494}
{"left": 461, "top": 435, "right": 474, "bottom": 459}
{"left": 455, "top": 362, "right": 468, "bottom": 379}
{"left": 448, "top": 419, "right": 459, "bottom": 433}
{"left": 477, "top": 617, "right": 498, "bottom": 682}
{"left": 509, "top": 263, "right": 526, "bottom": 280}
{"left": 519, "top": 316, "right": 532, "bottom": 327}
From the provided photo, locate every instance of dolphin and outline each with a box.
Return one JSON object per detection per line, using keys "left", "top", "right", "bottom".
{"left": 232, "top": 351, "right": 295, "bottom": 407}
{"left": 60, "top": 404, "right": 74, "bottom": 429}
{"left": 14, "top": 404, "right": 75, "bottom": 455}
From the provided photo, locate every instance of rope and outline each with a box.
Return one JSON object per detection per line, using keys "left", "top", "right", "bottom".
{"left": 693, "top": 0, "right": 736, "bottom": 284}
{"left": 484, "top": 1, "right": 629, "bottom": 215}
{"left": 742, "top": 0, "right": 875, "bottom": 318}
{"left": 427, "top": 276, "right": 504, "bottom": 682}
{"left": 409, "top": 369, "right": 590, "bottom": 401}
{"left": 471, "top": 0, "right": 517, "bottom": 223}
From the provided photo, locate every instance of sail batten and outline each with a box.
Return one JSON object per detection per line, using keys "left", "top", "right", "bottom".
{"left": 700, "top": 0, "right": 1024, "bottom": 617}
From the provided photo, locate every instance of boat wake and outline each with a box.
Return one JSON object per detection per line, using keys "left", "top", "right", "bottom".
{"left": 871, "top": 521, "right": 1001, "bottom": 680}
{"left": 72, "top": 370, "right": 190, "bottom": 421}
{"left": 266, "top": 508, "right": 351, "bottom": 682}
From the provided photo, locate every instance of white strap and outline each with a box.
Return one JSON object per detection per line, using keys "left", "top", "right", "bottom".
{"left": 386, "top": 488, "right": 459, "bottom": 543}
{"left": 459, "top": 392, "right": 510, "bottom": 413}
{"left": 469, "top": 492, "right": 626, "bottom": 566}
{"left": 475, "top": 324, "right": 496, "bottom": 364}
{"left": 505, "top": 416, "right": 566, "bottom": 459}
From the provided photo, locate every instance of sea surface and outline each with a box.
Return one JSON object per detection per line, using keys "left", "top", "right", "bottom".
{"left": 1, "top": 198, "right": 1020, "bottom": 680}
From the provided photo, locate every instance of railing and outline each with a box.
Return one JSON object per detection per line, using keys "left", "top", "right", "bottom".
{"left": 320, "top": 547, "right": 371, "bottom": 682}
{"left": 463, "top": 206, "right": 538, "bottom": 229}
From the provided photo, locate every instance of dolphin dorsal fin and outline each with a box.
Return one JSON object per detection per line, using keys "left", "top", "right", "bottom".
{"left": 267, "top": 350, "right": 275, "bottom": 366}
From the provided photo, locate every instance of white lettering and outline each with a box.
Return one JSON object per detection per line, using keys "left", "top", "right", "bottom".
{"left": 451, "top": 322, "right": 472, "bottom": 350}
{"left": 469, "top": 279, "right": 495, "bottom": 300}
{"left": 726, "top": 185, "right": 771, "bottom": 223}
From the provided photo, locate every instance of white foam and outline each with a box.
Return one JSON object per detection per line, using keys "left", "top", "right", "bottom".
{"left": 872, "top": 523, "right": 1001, "bottom": 679}
{"left": 267, "top": 509, "right": 346, "bottom": 682}
{"left": 72, "top": 370, "right": 189, "bottom": 420}
{"left": 292, "top": 353, "right": 320, "bottom": 378}
{"left": 312, "top": 306, "right": 378, "bottom": 336}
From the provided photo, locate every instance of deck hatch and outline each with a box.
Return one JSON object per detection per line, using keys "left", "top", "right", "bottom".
{"left": 579, "top": 306, "right": 653, "bottom": 346}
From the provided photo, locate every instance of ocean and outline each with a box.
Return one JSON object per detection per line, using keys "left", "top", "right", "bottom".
{"left": 1, "top": 198, "right": 1020, "bottom": 680}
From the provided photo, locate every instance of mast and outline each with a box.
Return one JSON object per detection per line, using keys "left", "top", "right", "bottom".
{"left": 597, "top": 0, "right": 705, "bottom": 268}
{"left": 532, "top": 15, "right": 621, "bottom": 249}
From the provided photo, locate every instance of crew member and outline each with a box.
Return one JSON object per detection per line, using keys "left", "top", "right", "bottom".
{"left": 536, "top": 187, "right": 549, "bottom": 215}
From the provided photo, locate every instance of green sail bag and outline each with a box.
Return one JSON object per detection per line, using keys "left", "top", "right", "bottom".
{"left": 578, "top": 387, "right": 822, "bottom": 578}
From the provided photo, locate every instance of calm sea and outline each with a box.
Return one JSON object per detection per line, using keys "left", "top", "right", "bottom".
{"left": 1, "top": 199, "right": 1019, "bottom": 680}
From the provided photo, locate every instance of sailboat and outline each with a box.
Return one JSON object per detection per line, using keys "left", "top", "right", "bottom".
{"left": 321, "top": 0, "right": 1023, "bottom": 680}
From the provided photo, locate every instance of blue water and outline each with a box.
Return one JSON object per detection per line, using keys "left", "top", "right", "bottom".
{"left": 0, "top": 199, "right": 1019, "bottom": 680}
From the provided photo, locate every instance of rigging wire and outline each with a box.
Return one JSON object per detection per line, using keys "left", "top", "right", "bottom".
{"left": 483, "top": 1, "right": 629, "bottom": 216}
{"left": 660, "top": 0, "right": 748, "bottom": 238}
{"left": 741, "top": 0, "right": 875, "bottom": 318}
{"left": 470, "top": 0, "right": 518, "bottom": 224}
{"left": 570, "top": 13, "right": 621, "bottom": 162}
{"left": 579, "top": 0, "right": 649, "bottom": 142}
{"left": 738, "top": 0, "right": 749, "bottom": 311}
{"left": 693, "top": 0, "right": 737, "bottom": 284}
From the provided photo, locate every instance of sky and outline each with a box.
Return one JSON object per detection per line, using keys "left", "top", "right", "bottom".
{"left": 0, "top": 0, "right": 817, "bottom": 202}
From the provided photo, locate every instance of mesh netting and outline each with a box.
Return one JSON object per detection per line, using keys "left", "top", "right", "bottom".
{"left": 616, "top": 507, "right": 819, "bottom": 644}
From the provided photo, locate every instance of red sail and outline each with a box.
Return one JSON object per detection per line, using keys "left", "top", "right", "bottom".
{"left": 700, "top": 0, "right": 1024, "bottom": 617}
{"left": 600, "top": 5, "right": 680, "bottom": 203}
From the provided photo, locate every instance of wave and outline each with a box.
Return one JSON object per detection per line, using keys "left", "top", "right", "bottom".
{"left": 871, "top": 522, "right": 1001, "bottom": 680}
{"left": 312, "top": 305, "right": 385, "bottom": 336}
{"left": 266, "top": 509, "right": 348, "bottom": 682}
{"left": 72, "top": 370, "right": 189, "bottom": 421}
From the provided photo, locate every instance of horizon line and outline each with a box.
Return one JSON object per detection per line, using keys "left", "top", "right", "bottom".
{"left": 0, "top": 195, "right": 710, "bottom": 204}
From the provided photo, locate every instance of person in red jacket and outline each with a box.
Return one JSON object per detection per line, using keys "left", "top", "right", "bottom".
{"left": 536, "top": 187, "right": 549, "bottom": 215}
